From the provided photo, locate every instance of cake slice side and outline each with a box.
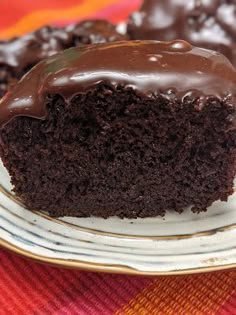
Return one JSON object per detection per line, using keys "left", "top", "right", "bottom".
{"left": 0, "top": 40, "right": 236, "bottom": 218}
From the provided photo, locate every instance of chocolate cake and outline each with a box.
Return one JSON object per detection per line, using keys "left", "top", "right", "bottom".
{"left": 0, "top": 40, "right": 236, "bottom": 218}
{"left": 0, "top": 19, "right": 127, "bottom": 97}
{"left": 127, "top": 0, "right": 236, "bottom": 67}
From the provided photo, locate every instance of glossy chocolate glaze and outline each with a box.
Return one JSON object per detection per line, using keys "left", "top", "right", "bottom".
{"left": 0, "top": 20, "right": 127, "bottom": 96}
{"left": 127, "top": 0, "right": 236, "bottom": 67}
{"left": 0, "top": 40, "right": 236, "bottom": 127}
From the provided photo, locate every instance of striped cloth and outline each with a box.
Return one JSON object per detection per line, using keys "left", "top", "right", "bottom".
{"left": 0, "top": 1, "right": 235, "bottom": 314}
{"left": 0, "top": 248, "right": 236, "bottom": 314}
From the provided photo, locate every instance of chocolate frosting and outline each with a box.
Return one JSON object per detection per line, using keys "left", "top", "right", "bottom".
{"left": 0, "top": 20, "right": 127, "bottom": 96}
{"left": 127, "top": 0, "right": 236, "bottom": 67}
{"left": 0, "top": 40, "right": 236, "bottom": 127}
{"left": 65, "top": 20, "right": 127, "bottom": 45}
{"left": 0, "top": 20, "right": 126, "bottom": 70}
{"left": 0, "top": 26, "right": 71, "bottom": 72}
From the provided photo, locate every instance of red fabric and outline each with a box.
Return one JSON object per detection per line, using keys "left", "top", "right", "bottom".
{"left": 0, "top": 248, "right": 235, "bottom": 314}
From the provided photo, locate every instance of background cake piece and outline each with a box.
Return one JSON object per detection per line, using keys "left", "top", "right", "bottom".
{"left": 0, "top": 40, "right": 236, "bottom": 218}
{"left": 127, "top": 0, "right": 236, "bottom": 67}
{"left": 0, "top": 20, "right": 127, "bottom": 97}
{"left": 66, "top": 19, "right": 127, "bottom": 45}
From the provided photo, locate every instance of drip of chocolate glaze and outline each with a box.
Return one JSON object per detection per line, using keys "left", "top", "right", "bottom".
{"left": 0, "top": 40, "right": 236, "bottom": 127}
{"left": 127, "top": 0, "right": 236, "bottom": 67}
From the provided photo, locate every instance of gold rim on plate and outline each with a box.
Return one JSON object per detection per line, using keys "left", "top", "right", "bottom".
{"left": 1, "top": 184, "right": 236, "bottom": 275}
{"left": 1, "top": 238, "right": 236, "bottom": 275}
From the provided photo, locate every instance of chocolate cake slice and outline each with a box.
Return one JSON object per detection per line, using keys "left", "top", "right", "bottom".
{"left": 127, "top": 0, "right": 236, "bottom": 67}
{"left": 0, "top": 19, "right": 127, "bottom": 97}
{"left": 0, "top": 40, "right": 236, "bottom": 218}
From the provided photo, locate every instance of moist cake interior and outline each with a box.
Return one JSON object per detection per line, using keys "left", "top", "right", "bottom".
{"left": 1, "top": 85, "right": 235, "bottom": 218}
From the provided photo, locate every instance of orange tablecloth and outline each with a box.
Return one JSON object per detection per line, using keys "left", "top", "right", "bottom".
{"left": 0, "top": 1, "right": 235, "bottom": 314}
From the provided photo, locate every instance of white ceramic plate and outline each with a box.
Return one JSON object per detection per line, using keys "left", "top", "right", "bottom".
{"left": 1, "top": 159, "right": 236, "bottom": 275}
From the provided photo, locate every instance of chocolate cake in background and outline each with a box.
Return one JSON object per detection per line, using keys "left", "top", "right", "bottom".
{"left": 0, "top": 20, "right": 127, "bottom": 97}
{"left": 127, "top": 0, "right": 236, "bottom": 67}
{"left": 0, "top": 40, "right": 236, "bottom": 218}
